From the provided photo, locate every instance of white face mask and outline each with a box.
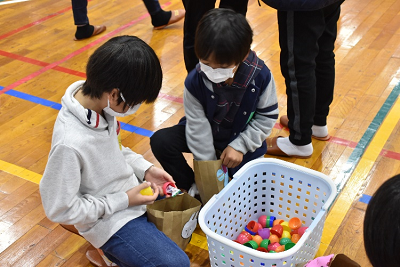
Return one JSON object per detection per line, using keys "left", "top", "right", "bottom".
{"left": 199, "top": 61, "right": 236, "bottom": 84}
{"left": 103, "top": 91, "right": 141, "bottom": 117}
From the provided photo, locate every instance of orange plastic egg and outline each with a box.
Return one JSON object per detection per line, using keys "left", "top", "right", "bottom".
{"left": 273, "top": 219, "right": 284, "bottom": 226}
{"left": 269, "top": 234, "right": 280, "bottom": 244}
{"left": 291, "top": 233, "right": 300, "bottom": 243}
{"left": 252, "top": 235, "right": 263, "bottom": 245}
{"left": 275, "top": 245, "right": 285, "bottom": 252}
{"left": 289, "top": 217, "right": 302, "bottom": 230}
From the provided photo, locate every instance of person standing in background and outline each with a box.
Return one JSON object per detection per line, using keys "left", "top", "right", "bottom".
{"left": 72, "top": 0, "right": 185, "bottom": 40}
{"left": 263, "top": 0, "right": 345, "bottom": 158}
{"left": 181, "top": 0, "right": 249, "bottom": 72}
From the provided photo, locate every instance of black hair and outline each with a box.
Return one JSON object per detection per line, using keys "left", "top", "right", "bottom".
{"left": 194, "top": 8, "right": 253, "bottom": 66}
{"left": 363, "top": 174, "right": 400, "bottom": 267}
{"left": 82, "top": 35, "right": 162, "bottom": 107}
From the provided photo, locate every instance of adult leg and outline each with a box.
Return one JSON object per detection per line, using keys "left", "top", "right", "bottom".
{"left": 142, "top": 0, "right": 185, "bottom": 29}
{"left": 267, "top": 9, "right": 327, "bottom": 158}
{"left": 181, "top": 0, "right": 215, "bottom": 72}
{"left": 71, "top": 0, "right": 89, "bottom": 26}
{"left": 150, "top": 125, "right": 194, "bottom": 191}
{"left": 219, "top": 0, "right": 249, "bottom": 16}
{"left": 101, "top": 215, "right": 190, "bottom": 267}
{"left": 71, "top": 0, "right": 106, "bottom": 40}
{"left": 314, "top": 0, "right": 343, "bottom": 126}
{"left": 278, "top": 9, "right": 326, "bottom": 146}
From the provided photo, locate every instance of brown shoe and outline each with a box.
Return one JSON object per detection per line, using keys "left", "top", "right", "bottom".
{"left": 266, "top": 136, "right": 312, "bottom": 159}
{"left": 154, "top": 9, "right": 185, "bottom": 30}
{"left": 74, "top": 25, "right": 106, "bottom": 41}
{"left": 279, "top": 115, "right": 331, "bottom": 141}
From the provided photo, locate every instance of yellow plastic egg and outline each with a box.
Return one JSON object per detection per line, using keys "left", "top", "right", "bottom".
{"left": 140, "top": 186, "right": 153, "bottom": 196}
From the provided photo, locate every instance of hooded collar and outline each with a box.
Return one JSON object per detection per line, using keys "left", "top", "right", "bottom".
{"left": 61, "top": 81, "right": 111, "bottom": 131}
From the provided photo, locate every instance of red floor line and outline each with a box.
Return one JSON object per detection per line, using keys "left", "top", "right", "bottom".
{"left": 0, "top": 49, "right": 184, "bottom": 100}
{"left": 272, "top": 125, "right": 359, "bottom": 148}
{"left": 0, "top": 6, "right": 73, "bottom": 40}
{"left": 0, "top": 12, "right": 162, "bottom": 95}
{"left": 0, "top": 50, "right": 49, "bottom": 67}
{"left": 380, "top": 149, "right": 400, "bottom": 160}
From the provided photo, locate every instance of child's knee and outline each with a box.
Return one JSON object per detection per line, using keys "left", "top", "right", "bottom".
{"left": 163, "top": 249, "right": 190, "bottom": 267}
{"left": 149, "top": 130, "right": 165, "bottom": 152}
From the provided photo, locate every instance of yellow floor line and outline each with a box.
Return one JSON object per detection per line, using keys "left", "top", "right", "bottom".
{"left": 316, "top": 94, "right": 400, "bottom": 256}
{"left": 190, "top": 232, "right": 208, "bottom": 250}
{"left": 0, "top": 159, "right": 42, "bottom": 184}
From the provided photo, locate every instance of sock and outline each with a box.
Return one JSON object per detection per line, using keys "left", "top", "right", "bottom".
{"left": 276, "top": 137, "right": 313, "bottom": 157}
{"left": 75, "top": 24, "right": 94, "bottom": 40}
{"left": 151, "top": 10, "right": 171, "bottom": 27}
{"left": 312, "top": 125, "right": 328, "bottom": 138}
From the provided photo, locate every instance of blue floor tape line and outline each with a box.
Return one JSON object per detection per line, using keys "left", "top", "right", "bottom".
{"left": 359, "top": 194, "right": 372, "bottom": 204}
{"left": 336, "top": 83, "right": 400, "bottom": 193}
{"left": 0, "top": 87, "right": 154, "bottom": 138}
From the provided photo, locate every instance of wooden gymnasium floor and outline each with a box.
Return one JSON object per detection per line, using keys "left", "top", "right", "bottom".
{"left": 0, "top": 0, "right": 400, "bottom": 266}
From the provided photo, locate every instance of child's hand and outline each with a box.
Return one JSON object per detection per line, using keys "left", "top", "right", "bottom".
{"left": 220, "top": 146, "right": 243, "bottom": 168}
{"left": 126, "top": 181, "right": 159, "bottom": 207}
{"left": 144, "top": 166, "right": 175, "bottom": 196}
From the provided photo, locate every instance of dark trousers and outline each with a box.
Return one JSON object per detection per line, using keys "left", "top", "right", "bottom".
{"left": 150, "top": 125, "right": 194, "bottom": 191}
{"left": 71, "top": 0, "right": 161, "bottom": 25}
{"left": 182, "top": 0, "right": 249, "bottom": 72}
{"left": 150, "top": 124, "right": 265, "bottom": 191}
{"left": 278, "top": 0, "right": 344, "bottom": 145}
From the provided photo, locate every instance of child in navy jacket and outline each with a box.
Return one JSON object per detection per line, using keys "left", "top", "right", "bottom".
{"left": 151, "top": 8, "right": 279, "bottom": 192}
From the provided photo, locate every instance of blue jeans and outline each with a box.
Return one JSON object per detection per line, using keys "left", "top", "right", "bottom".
{"left": 100, "top": 214, "right": 190, "bottom": 267}
{"left": 71, "top": 0, "right": 162, "bottom": 25}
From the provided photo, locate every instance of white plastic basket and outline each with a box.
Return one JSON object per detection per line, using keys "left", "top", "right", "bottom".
{"left": 198, "top": 158, "right": 336, "bottom": 267}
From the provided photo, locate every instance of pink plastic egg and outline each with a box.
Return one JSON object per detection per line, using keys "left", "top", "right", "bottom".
{"left": 236, "top": 233, "right": 251, "bottom": 244}
{"left": 258, "top": 215, "right": 267, "bottom": 228}
{"left": 298, "top": 226, "right": 308, "bottom": 236}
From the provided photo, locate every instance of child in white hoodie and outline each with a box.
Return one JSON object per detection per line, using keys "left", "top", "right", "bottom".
{"left": 39, "top": 35, "right": 190, "bottom": 267}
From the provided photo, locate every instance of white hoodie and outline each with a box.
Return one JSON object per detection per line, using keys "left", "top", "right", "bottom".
{"left": 39, "top": 81, "right": 153, "bottom": 248}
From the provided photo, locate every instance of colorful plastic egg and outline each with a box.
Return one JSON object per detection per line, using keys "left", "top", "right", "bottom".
{"left": 258, "top": 228, "right": 270, "bottom": 239}
{"left": 291, "top": 233, "right": 300, "bottom": 243}
{"left": 279, "top": 237, "right": 292, "bottom": 246}
{"left": 240, "top": 231, "right": 252, "bottom": 240}
{"left": 244, "top": 240, "right": 258, "bottom": 249}
{"left": 281, "top": 230, "right": 291, "bottom": 239}
{"left": 252, "top": 235, "right": 263, "bottom": 246}
{"left": 257, "top": 247, "right": 268, "bottom": 252}
{"left": 267, "top": 242, "right": 280, "bottom": 252}
{"left": 258, "top": 215, "right": 267, "bottom": 228}
{"left": 140, "top": 186, "right": 153, "bottom": 196}
{"left": 285, "top": 242, "right": 296, "bottom": 251}
{"left": 275, "top": 245, "right": 285, "bottom": 252}
{"left": 270, "top": 224, "right": 283, "bottom": 238}
{"left": 260, "top": 239, "right": 271, "bottom": 249}
{"left": 289, "top": 217, "right": 302, "bottom": 230}
{"left": 280, "top": 221, "right": 291, "bottom": 232}
{"left": 298, "top": 226, "right": 308, "bottom": 236}
{"left": 269, "top": 234, "right": 280, "bottom": 244}
{"left": 245, "top": 221, "right": 260, "bottom": 235}
{"left": 236, "top": 233, "right": 251, "bottom": 244}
